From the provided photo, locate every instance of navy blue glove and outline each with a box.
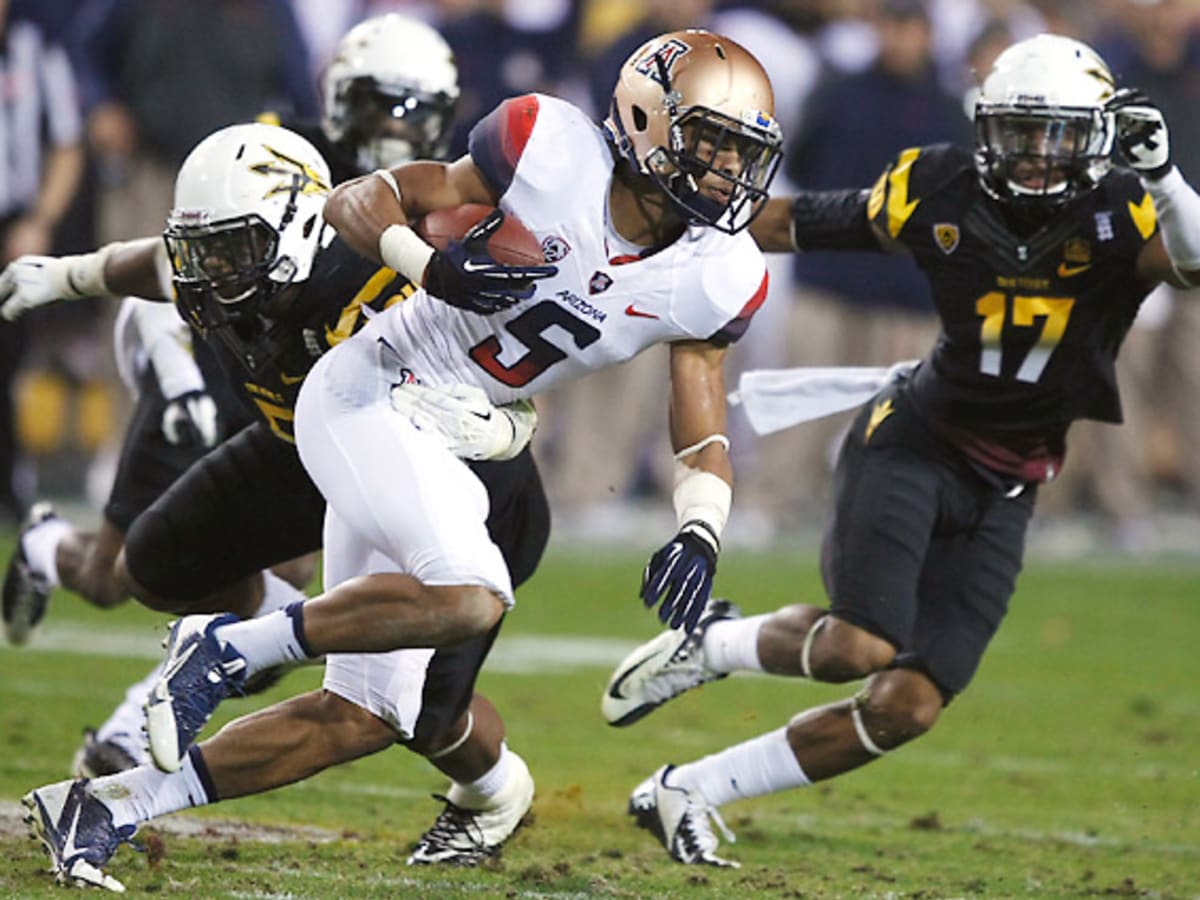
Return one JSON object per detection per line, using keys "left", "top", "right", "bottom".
{"left": 423, "top": 209, "right": 557, "bottom": 314}
{"left": 640, "top": 520, "right": 719, "bottom": 633}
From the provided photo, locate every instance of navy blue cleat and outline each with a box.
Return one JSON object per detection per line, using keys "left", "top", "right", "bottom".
{"left": 3, "top": 501, "right": 60, "bottom": 644}
{"left": 145, "top": 613, "right": 247, "bottom": 772}
{"left": 23, "top": 778, "right": 137, "bottom": 892}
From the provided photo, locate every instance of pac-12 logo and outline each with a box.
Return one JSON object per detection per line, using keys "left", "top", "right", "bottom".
{"left": 541, "top": 235, "right": 571, "bottom": 262}
{"left": 635, "top": 38, "right": 690, "bottom": 85}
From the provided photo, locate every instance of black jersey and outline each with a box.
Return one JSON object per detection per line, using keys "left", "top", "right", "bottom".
{"left": 193, "top": 237, "right": 416, "bottom": 444}
{"left": 865, "top": 144, "right": 1158, "bottom": 481}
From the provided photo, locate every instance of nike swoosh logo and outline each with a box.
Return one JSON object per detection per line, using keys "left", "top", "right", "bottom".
{"left": 1057, "top": 262, "right": 1091, "bottom": 278}
{"left": 59, "top": 790, "right": 84, "bottom": 861}
{"left": 159, "top": 640, "right": 198, "bottom": 687}
{"left": 606, "top": 649, "right": 660, "bottom": 701}
{"left": 625, "top": 304, "right": 659, "bottom": 320}
{"left": 279, "top": 372, "right": 305, "bottom": 385}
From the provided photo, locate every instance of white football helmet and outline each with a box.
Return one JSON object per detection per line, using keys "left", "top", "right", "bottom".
{"left": 321, "top": 13, "right": 459, "bottom": 169}
{"left": 974, "top": 33, "right": 1118, "bottom": 209}
{"left": 164, "top": 122, "right": 331, "bottom": 343}
{"left": 605, "top": 29, "right": 783, "bottom": 234}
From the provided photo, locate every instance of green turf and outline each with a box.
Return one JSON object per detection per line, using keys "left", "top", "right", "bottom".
{"left": 0, "top": 538, "right": 1197, "bottom": 898}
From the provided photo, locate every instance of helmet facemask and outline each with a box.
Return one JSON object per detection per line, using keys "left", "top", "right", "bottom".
{"left": 331, "top": 76, "right": 457, "bottom": 169}
{"left": 975, "top": 103, "right": 1113, "bottom": 210}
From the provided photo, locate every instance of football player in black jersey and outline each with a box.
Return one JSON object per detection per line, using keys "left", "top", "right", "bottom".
{"left": 600, "top": 34, "right": 1200, "bottom": 866}
{"left": 1, "top": 21, "right": 553, "bottom": 881}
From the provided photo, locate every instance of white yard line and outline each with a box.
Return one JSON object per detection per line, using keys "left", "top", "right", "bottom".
{"left": 18, "top": 621, "right": 639, "bottom": 673}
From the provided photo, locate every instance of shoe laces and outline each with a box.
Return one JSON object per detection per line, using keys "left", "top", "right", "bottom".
{"left": 418, "top": 794, "right": 488, "bottom": 853}
{"left": 680, "top": 795, "right": 736, "bottom": 851}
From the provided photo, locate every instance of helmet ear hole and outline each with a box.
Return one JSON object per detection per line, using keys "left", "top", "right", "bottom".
{"left": 302, "top": 215, "right": 317, "bottom": 239}
{"left": 632, "top": 105, "right": 648, "bottom": 132}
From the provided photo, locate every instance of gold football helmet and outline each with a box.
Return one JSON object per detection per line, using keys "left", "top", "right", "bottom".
{"left": 605, "top": 29, "right": 783, "bottom": 234}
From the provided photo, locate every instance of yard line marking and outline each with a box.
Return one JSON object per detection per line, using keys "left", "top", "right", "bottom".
{"left": 12, "top": 621, "right": 641, "bottom": 672}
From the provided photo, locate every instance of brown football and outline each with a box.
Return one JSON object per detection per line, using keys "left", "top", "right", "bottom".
{"left": 415, "top": 204, "right": 545, "bottom": 266}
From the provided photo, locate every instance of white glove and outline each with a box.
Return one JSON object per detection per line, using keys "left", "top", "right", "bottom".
{"left": 0, "top": 246, "right": 114, "bottom": 321}
{"left": 389, "top": 381, "right": 536, "bottom": 461}
{"left": 162, "top": 390, "right": 219, "bottom": 449}
{"left": 1109, "top": 87, "right": 1172, "bottom": 179}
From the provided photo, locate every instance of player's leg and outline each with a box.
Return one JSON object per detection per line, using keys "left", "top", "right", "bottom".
{"left": 605, "top": 395, "right": 935, "bottom": 727}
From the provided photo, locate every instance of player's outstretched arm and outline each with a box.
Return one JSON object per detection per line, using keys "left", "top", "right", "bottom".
{"left": 750, "top": 189, "right": 884, "bottom": 256}
{"left": 0, "top": 236, "right": 168, "bottom": 320}
{"left": 640, "top": 340, "right": 733, "bottom": 634}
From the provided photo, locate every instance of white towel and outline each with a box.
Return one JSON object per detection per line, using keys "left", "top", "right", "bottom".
{"left": 729, "top": 361, "right": 918, "bottom": 436}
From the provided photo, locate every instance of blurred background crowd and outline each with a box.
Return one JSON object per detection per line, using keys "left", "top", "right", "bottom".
{"left": 2, "top": 0, "right": 1199, "bottom": 556}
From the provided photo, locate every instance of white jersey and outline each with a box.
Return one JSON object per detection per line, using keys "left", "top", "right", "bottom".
{"left": 363, "top": 93, "right": 769, "bottom": 404}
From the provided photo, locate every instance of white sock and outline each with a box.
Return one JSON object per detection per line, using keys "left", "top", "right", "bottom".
{"left": 703, "top": 614, "right": 767, "bottom": 673}
{"left": 450, "top": 743, "right": 513, "bottom": 808}
{"left": 673, "top": 726, "right": 810, "bottom": 808}
{"left": 217, "top": 603, "right": 311, "bottom": 678}
{"left": 93, "top": 664, "right": 161, "bottom": 763}
{"left": 22, "top": 517, "right": 72, "bottom": 586}
{"left": 256, "top": 570, "right": 308, "bottom": 616}
{"left": 89, "top": 747, "right": 215, "bottom": 829}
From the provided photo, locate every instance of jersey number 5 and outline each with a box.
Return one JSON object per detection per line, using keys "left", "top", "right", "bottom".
{"left": 469, "top": 300, "right": 601, "bottom": 387}
{"left": 976, "top": 291, "right": 1076, "bottom": 383}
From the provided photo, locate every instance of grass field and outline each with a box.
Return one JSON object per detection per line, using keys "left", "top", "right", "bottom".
{"left": 0, "top": 538, "right": 1197, "bottom": 899}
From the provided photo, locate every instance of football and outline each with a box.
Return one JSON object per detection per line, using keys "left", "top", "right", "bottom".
{"left": 415, "top": 204, "right": 545, "bottom": 266}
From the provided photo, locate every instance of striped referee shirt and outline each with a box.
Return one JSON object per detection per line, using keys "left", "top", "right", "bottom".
{"left": 0, "top": 18, "right": 81, "bottom": 219}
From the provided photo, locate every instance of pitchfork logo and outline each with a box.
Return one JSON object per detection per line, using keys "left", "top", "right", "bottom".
{"left": 635, "top": 38, "right": 690, "bottom": 85}
{"left": 250, "top": 146, "right": 330, "bottom": 199}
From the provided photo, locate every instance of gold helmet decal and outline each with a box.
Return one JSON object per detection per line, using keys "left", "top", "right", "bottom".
{"left": 251, "top": 145, "right": 331, "bottom": 200}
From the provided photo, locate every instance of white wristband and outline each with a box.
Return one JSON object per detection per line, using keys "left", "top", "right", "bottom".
{"left": 672, "top": 462, "right": 732, "bottom": 539}
{"left": 379, "top": 224, "right": 435, "bottom": 284}
{"left": 65, "top": 242, "right": 121, "bottom": 298}
{"left": 1144, "top": 166, "right": 1200, "bottom": 274}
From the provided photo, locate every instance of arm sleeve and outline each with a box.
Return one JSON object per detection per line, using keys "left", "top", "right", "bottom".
{"left": 131, "top": 300, "right": 205, "bottom": 400}
{"left": 789, "top": 188, "right": 876, "bottom": 251}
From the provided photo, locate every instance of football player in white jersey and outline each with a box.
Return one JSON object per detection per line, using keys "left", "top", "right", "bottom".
{"left": 18, "top": 29, "right": 782, "bottom": 889}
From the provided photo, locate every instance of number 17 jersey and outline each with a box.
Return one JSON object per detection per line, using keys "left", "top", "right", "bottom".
{"left": 871, "top": 143, "right": 1159, "bottom": 480}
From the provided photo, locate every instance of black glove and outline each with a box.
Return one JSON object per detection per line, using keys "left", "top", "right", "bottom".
{"left": 423, "top": 209, "right": 557, "bottom": 314}
{"left": 1107, "top": 87, "right": 1172, "bottom": 180}
{"left": 161, "top": 390, "right": 219, "bottom": 449}
{"left": 640, "top": 520, "right": 719, "bottom": 633}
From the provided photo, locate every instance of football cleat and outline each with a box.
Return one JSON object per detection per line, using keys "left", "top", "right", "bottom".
{"left": 602, "top": 597, "right": 739, "bottom": 726}
{"left": 71, "top": 729, "right": 144, "bottom": 779}
{"left": 23, "top": 778, "right": 136, "bottom": 892}
{"left": 628, "top": 764, "right": 739, "bottom": 868}
{"left": 145, "top": 613, "right": 247, "bottom": 772}
{"left": 2, "top": 501, "right": 60, "bottom": 644}
{"left": 408, "top": 750, "right": 534, "bottom": 866}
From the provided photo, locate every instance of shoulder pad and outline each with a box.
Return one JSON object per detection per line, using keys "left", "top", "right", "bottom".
{"left": 867, "top": 144, "right": 973, "bottom": 239}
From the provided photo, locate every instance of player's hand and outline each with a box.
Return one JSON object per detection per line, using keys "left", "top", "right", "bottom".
{"left": 161, "top": 390, "right": 219, "bottom": 449}
{"left": 1108, "top": 87, "right": 1172, "bottom": 179}
{"left": 422, "top": 209, "right": 557, "bottom": 315}
{"left": 640, "top": 521, "right": 719, "bottom": 632}
{"left": 0, "top": 255, "right": 81, "bottom": 321}
{"left": 390, "top": 381, "right": 537, "bottom": 460}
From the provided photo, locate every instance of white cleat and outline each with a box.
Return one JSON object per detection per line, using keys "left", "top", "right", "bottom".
{"left": 408, "top": 750, "right": 535, "bottom": 865}
{"left": 602, "top": 597, "right": 739, "bottom": 726}
{"left": 628, "top": 764, "right": 740, "bottom": 868}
